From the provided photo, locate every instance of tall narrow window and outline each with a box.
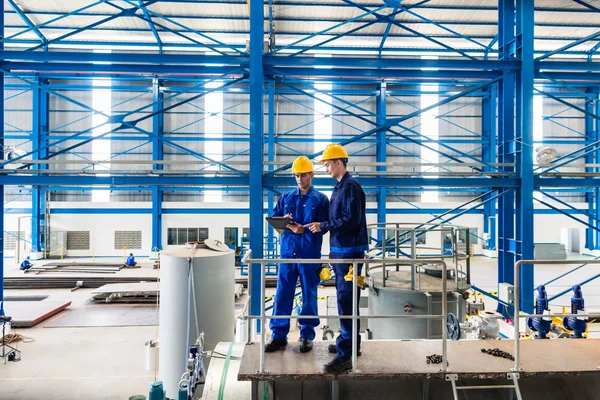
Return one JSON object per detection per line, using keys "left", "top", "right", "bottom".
{"left": 420, "top": 56, "right": 439, "bottom": 203}
{"left": 91, "top": 50, "right": 112, "bottom": 202}
{"left": 204, "top": 80, "right": 224, "bottom": 202}
{"left": 314, "top": 82, "right": 332, "bottom": 154}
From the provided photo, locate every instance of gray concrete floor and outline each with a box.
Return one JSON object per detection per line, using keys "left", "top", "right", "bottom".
{"left": 1, "top": 255, "right": 600, "bottom": 399}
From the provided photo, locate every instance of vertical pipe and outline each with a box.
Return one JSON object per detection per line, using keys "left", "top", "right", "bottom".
{"left": 585, "top": 89, "right": 597, "bottom": 249}
{"left": 152, "top": 78, "right": 163, "bottom": 250}
{"left": 351, "top": 261, "right": 358, "bottom": 373}
{"left": 516, "top": 0, "right": 535, "bottom": 314}
{"left": 376, "top": 81, "right": 387, "bottom": 245}
{"left": 249, "top": 0, "right": 265, "bottom": 319}
{"left": 267, "top": 82, "right": 275, "bottom": 262}
{"left": 513, "top": 260, "right": 521, "bottom": 371}
{"left": 441, "top": 261, "right": 447, "bottom": 372}
{"left": 482, "top": 86, "right": 497, "bottom": 251}
{"left": 259, "top": 261, "right": 266, "bottom": 373}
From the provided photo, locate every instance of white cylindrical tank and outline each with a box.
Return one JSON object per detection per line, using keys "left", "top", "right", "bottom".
{"left": 159, "top": 246, "right": 235, "bottom": 399}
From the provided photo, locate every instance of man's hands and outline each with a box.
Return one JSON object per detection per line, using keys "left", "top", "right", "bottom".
{"left": 304, "top": 222, "right": 321, "bottom": 233}
{"left": 286, "top": 222, "right": 304, "bottom": 234}
{"left": 284, "top": 213, "right": 304, "bottom": 234}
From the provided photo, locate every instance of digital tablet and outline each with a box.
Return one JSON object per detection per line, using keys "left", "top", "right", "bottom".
{"left": 266, "top": 217, "right": 296, "bottom": 234}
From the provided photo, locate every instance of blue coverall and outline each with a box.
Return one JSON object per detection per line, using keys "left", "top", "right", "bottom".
{"left": 20, "top": 259, "right": 32, "bottom": 271}
{"left": 271, "top": 186, "right": 329, "bottom": 341}
{"left": 319, "top": 172, "right": 368, "bottom": 359}
{"left": 126, "top": 255, "right": 136, "bottom": 266}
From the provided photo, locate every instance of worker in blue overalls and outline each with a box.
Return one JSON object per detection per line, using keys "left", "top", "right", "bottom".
{"left": 20, "top": 256, "right": 33, "bottom": 271}
{"left": 265, "top": 156, "right": 329, "bottom": 354}
{"left": 305, "top": 144, "right": 368, "bottom": 374}
{"left": 126, "top": 253, "right": 137, "bottom": 267}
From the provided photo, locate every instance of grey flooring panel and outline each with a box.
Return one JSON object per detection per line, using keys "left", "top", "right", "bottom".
{"left": 239, "top": 339, "right": 600, "bottom": 381}
{"left": 44, "top": 304, "right": 158, "bottom": 328}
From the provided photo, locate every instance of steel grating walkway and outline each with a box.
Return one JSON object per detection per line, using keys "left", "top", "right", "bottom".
{"left": 238, "top": 339, "right": 600, "bottom": 381}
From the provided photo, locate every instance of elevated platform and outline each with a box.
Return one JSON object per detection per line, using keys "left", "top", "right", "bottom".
{"left": 239, "top": 339, "right": 600, "bottom": 381}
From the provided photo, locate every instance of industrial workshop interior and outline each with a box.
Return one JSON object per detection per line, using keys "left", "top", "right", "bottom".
{"left": 3, "top": 0, "right": 600, "bottom": 399}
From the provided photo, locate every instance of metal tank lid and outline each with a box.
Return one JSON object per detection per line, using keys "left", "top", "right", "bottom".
{"left": 161, "top": 240, "right": 232, "bottom": 258}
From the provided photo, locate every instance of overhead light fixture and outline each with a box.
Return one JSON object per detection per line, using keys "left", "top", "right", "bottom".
{"left": 535, "top": 146, "right": 557, "bottom": 166}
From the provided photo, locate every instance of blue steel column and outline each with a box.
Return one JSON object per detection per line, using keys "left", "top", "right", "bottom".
{"left": 151, "top": 78, "right": 163, "bottom": 249}
{"left": 1, "top": 0, "right": 5, "bottom": 316}
{"left": 497, "top": 0, "right": 516, "bottom": 315}
{"left": 31, "top": 76, "right": 48, "bottom": 254}
{"left": 482, "top": 86, "right": 497, "bottom": 251}
{"left": 376, "top": 81, "right": 386, "bottom": 244}
{"left": 267, "top": 82, "right": 275, "bottom": 255}
{"left": 585, "top": 89, "right": 598, "bottom": 249}
{"left": 516, "top": 0, "right": 535, "bottom": 313}
{"left": 249, "top": 0, "right": 265, "bottom": 317}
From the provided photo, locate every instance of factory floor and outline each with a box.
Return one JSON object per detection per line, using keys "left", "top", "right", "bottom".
{"left": 1, "top": 255, "right": 600, "bottom": 399}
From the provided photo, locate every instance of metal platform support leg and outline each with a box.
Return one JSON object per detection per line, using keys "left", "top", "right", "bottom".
{"left": 331, "top": 379, "right": 339, "bottom": 400}
{"left": 508, "top": 373, "right": 523, "bottom": 400}
{"left": 252, "top": 381, "right": 259, "bottom": 400}
{"left": 446, "top": 374, "right": 459, "bottom": 400}
{"left": 422, "top": 379, "right": 431, "bottom": 400}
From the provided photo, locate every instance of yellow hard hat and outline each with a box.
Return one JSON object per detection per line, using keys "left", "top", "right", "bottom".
{"left": 320, "top": 143, "right": 349, "bottom": 162}
{"left": 291, "top": 156, "right": 314, "bottom": 174}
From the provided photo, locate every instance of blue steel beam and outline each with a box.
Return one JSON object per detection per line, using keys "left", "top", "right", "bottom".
{"left": 0, "top": 0, "right": 4, "bottom": 316}
{"left": 496, "top": 0, "right": 516, "bottom": 317}
{"left": 536, "top": 30, "right": 600, "bottom": 61}
{"left": 2, "top": 1, "right": 103, "bottom": 43}
{"left": 1, "top": 69, "right": 247, "bottom": 174}
{"left": 6, "top": 0, "right": 47, "bottom": 45}
{"left": 267, "top": 82, "right": 276, "bottom": 257}
{"left": 339, "top": 0, "right": 478, "bottom": 60}
{"left": 137, "top": 0, "right": 163, "bottom": 53}
{"left": 516, "top": 0, "right": 535, "bottom": 314}
{"left": 31, "top": 76, "right": 49, "bottom": 254}
{"left": 249, "top": 0, "right": 264, "bottom": 319}
{"left": 25, "top": 1, "right": 160, "bottom": 52}
{"left": 104, "top": 0, "right": 245, "bottom": 56}
{"left": 273, "top": 4, "right": 388, "bottom": 54}
{"left": 378, "top": 7, "right": 398, "bottom": 56}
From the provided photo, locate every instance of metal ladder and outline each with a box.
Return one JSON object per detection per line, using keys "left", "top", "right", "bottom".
{"left": 445, "top": 373, "right": 523, "bottom": 400}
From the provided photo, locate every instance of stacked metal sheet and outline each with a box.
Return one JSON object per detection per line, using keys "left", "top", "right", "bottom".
{"left": 27, "top": 262, "right": 126, "bottom": 274}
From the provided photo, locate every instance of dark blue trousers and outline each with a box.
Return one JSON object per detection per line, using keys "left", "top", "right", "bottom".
{"left": 331, "top": 252, "right": 364, "bottom": 359}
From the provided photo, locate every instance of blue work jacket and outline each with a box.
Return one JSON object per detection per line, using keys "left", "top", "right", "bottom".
{"left": 273, "top": 186, "right": 329, "bottom": 258}
{"left": 126, "top": 255, "right": 135, "bottom": 265}
{"left": 320, "top": 172, "right": 368, "bottom": 254}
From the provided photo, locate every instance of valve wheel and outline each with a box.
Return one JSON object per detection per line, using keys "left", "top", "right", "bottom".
{"left": 446, "top": 313, "right": 461, "bottom": 341}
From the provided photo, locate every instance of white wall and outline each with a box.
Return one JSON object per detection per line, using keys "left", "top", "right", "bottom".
{"left": 2, "top": 200, "right": 593, "bottom": 258}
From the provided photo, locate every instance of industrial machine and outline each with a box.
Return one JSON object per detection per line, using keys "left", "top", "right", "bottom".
{"left": 366, "top": 223, "right": 471, "bottom": 339}
{"left": 562, "top": 285, "right": 589, "bottom": 339}
{"left": 446, "top": 310, "right": 502, "bottom": 341}
{"left": 527, "top": 285, "right": 552, "bottom": 339}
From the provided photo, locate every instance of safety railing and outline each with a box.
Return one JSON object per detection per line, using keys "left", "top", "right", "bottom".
{"left": 367, "top": 222, "right": 470, "bottom": 290}
{"left": 242, "top": 252, "right": 449, "bottom": 375}
{"left": 513, "top": 259, "right": 600, "bottom": 372}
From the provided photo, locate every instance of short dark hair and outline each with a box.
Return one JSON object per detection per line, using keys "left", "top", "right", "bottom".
{"left": 335, "top": 158, "right": 348, "bottom": 168}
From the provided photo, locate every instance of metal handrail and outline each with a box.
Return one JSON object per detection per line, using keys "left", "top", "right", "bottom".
{"left": 243, "top": 255, "right": 449, "bottom": 375}
{"left": 513, "top": 259, "right": 600, "bottom": 372}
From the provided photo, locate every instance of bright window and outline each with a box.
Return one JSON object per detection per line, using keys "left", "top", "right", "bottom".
{"left": 204, "top": 80, "right": 224, "bottom": 202}
{"left": 91, "top": 51, "right": 112, "bottom": 202}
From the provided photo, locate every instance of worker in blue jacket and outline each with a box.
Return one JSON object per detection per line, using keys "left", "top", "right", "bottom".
{"left": 305, "top": 143, "right": 368, "bottom": 374}
{"left": 265, "top": 156, "right": 329, "bottom": 354}
{"left": 20, "top": 256, "right": 33, "bottom": 271}
{"left": 126, "top": 253, "right": 137, "bottom": 267}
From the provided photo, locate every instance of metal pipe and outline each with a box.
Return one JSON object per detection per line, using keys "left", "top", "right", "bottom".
{"left": 259, "top": 260, "right": 266, "bottom": 373}
{"left": 351, "top": 261, "right": 358, "bottom": 373}
{"left": 441, "top": 261, "right": 447, "bottom": 373}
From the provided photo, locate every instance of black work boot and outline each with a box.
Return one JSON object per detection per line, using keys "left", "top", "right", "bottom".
{"left": 323, "top": 356, "right": 353, "bottom": 374}
{"left": 328, "top": 344, "right": 361, "bottom": 356}
{"left": 265, "top": 339, "right": 287, "bottom": 352}
{"left": 298, "top": 338, "right": 313, "bottom": 353}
